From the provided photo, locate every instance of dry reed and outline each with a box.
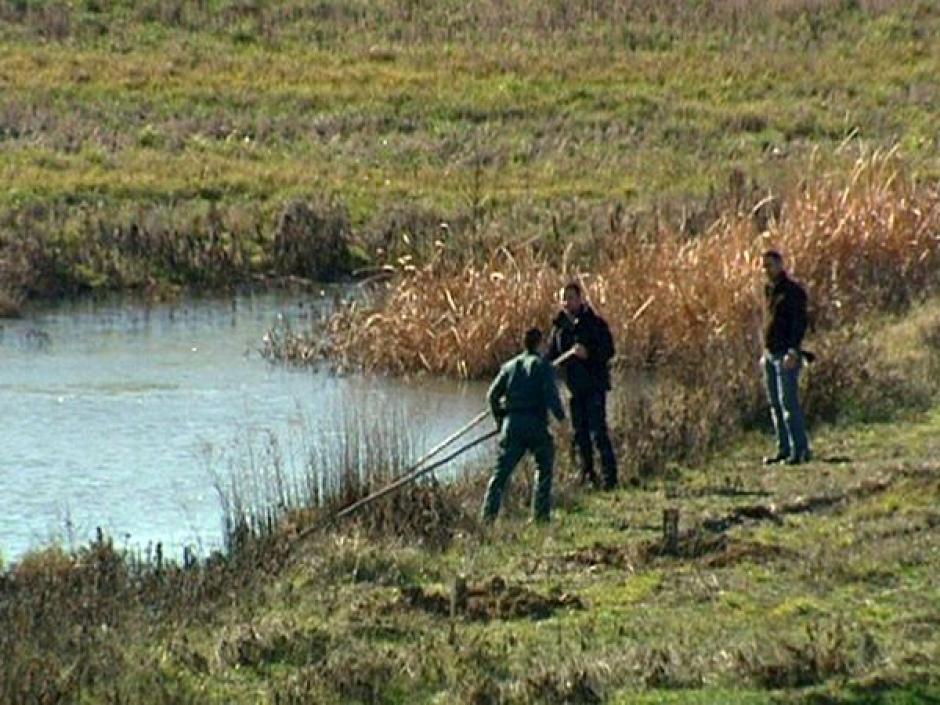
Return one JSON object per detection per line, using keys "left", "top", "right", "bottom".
{"left": 321, "top": 150, "right": 940, "bottom": 379}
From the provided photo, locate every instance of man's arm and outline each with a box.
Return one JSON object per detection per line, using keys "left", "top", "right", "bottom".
{"left": 542, "top": 360, "right": 566, "bottom": 422}
{"left": 784, "top": 284, "right": 808, "bottom": 352}
{"left": 546, "top": 312, "right": 570, "bottom": 361}
{"left": 593, "top": 317, "right": 615, "bottom": 364}
{"left": 487, "top": 366, "right": 509, "bottom": 426}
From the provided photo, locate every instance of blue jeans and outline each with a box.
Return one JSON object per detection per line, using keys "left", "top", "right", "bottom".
{"left": 763, "top": 352, "right": 810, "bottom": 460}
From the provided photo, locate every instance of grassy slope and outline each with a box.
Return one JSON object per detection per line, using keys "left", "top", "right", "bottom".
{"left": 1, "top": 4, "right": 938, "bottom": 224}
{"left": 144, "top": 404, "right": 940, "bottom": 704}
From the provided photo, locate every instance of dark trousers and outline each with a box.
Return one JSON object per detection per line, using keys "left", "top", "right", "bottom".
{"left": 481, "top": 416, "right": 554, "bottom": 522}
{"left": 569, "top": 390, "right": 617, "bottom": 488}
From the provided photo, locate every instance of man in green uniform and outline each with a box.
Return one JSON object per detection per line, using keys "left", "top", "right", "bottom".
{"left": 481, "top": 327, "right": 566, "bottom": 523}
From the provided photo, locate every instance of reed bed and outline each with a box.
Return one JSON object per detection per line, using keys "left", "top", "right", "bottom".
{"left": 321, "top": 151, "right": 940, "bottom": 380}
{"left": 0, "top": 198, "right": 359, "bottom": 301}
{"left": 212, "top": 400, "right": 481, "bottom": 551}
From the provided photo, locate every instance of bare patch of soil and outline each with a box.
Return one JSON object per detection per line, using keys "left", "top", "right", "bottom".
{"left": 393, "top": 576, "right": 583, "bottom": 621}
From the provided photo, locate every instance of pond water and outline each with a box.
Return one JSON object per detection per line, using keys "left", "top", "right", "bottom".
{"left": 0, "top": 293, "right": 489, "bottom": 562}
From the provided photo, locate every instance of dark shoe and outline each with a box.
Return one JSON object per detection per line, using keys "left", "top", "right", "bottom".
{"left": 786, "top": 450, "right": 813, "bottom": 466}
{"left": 763, "top": 453, "right": 789, "bottom": 465}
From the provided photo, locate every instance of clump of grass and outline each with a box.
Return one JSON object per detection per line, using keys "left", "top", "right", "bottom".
{"left": 321, "top": 244, "right": 561, "bottom": 377}
{"left": 212, "top": 399, "right": 477, "bottom": 552}
{"left": 634, "top": 646, "right": 704, "bottom": 690}
{"left": 919, "top": 312, "right": 940, "bottom": 383}
{"left": 614, "top": 372, "right": 758, "bottom": 481}
{"left": 0, "top": 287, "right": 22, "bottom": 318}
{"left": 514, "top": 666, "right": 602, "bottom": 704}
{"left": 803, "top": 323, "right": 933, "bottom": 424}
{"left": 215, "top": 617, "right": 330, "bottom": 672}
{"left": 272, "top": 646, "right": 406, "bottom": 705}
{"left": 736, "top": 622, "right": 853, "bottom": 689}
{"left": 272, "top": 198, "right": 358, "bottom": 281}
{"left": 260, "top": 314, "right": 325, "bottom": 365}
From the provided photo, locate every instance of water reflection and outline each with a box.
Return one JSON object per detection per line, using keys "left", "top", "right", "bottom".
{"left": 0, "top": 293, "right": 488, "bottom": 562}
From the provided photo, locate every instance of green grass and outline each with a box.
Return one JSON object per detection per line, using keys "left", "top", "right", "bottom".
{"left": 183, "top": 406, "right": 938, "bottom": 703}
{"left": 1, "top": 2, "right": 939, "bottom": 300}
{"left": 2, "top": 26, "right": 936, "bottom": 213}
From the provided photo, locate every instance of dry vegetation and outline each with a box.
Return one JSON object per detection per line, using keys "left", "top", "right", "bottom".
{"left": 298, "top": 150, "right": 940, "bottom": 382}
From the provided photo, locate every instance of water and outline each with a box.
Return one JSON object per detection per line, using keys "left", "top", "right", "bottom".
{"left": 0, "top": 293, "right": 489, "bottom": 562}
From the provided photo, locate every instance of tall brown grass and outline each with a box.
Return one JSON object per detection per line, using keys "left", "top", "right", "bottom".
{"left": 321, "top": 150, "right": 940, "bottom": 380}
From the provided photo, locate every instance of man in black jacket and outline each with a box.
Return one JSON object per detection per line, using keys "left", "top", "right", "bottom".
{"left": 548, "top": 282, "right": 618, "bottom": 489}
{"left": 761, "top": 250, "right": 812, "bottom": 466}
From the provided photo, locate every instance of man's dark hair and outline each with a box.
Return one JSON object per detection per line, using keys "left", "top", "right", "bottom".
{"left": 563, "top": 282, "right": 582, "bottom": 297}
{"left": 762, "top": 249, "right": 783, "bottom": 263}
{"left": 524, "top": 327, "right": 542, "bottom": 353}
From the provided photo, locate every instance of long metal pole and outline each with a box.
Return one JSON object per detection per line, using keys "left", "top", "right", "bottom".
{"left": 294, "top": 345, "right": 578, "bottom": 538}
{"left": 332, "top": 428, "right": 500, "bottom": 521}
{"left": 333, "top": 348, "right": 574, "bottom": 519}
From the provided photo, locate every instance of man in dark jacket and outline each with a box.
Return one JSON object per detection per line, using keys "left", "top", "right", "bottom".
{"left": 547, "top": 282, "right": 618, "bottom": 489}
{"left": 481, "top": 327, "right": 566, "bottom": 523}
{"left": 761, "top": 250, "right": 812, "bottom": 466}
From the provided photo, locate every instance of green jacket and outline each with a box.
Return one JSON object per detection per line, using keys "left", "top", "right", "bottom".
{"left": 487, "top": 352, "right": 565, "bottom": 427}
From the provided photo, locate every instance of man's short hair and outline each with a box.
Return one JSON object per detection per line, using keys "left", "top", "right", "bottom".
{"left": 524, "top": 327, "right": 542, "bottom": 353}
{"left": 762, "top": 249, "right": 783, "bottom": 263}
{"left": 563, "top": 282, "right": 582, "bottom": 297}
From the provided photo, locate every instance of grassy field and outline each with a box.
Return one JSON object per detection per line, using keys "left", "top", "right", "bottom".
{"left": 1, "top": 1, "right": 938, "bottom": 300}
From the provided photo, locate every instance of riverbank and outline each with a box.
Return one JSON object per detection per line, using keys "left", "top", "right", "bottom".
{"left": 3, "top": 301, "right": 939, "bottom": 704}
{"left": 1, "top": 2, "right": 938, "bottom": 304}
{"left": 4, "top": 408, "right": 938, "bottom": 704}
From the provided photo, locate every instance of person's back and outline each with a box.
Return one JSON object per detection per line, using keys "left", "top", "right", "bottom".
{"left": 495, "top": 352, "right": 564, "bottom": 429}
{"left": 482, "top": 328, "right": 564, "bottom": 524}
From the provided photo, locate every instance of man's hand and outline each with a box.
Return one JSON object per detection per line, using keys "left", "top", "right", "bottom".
{"left": 783, "top": 351, "right": 799, "bottom": 370}
{"left": 573, "top": 343, "right": 588, "bottom": 360}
